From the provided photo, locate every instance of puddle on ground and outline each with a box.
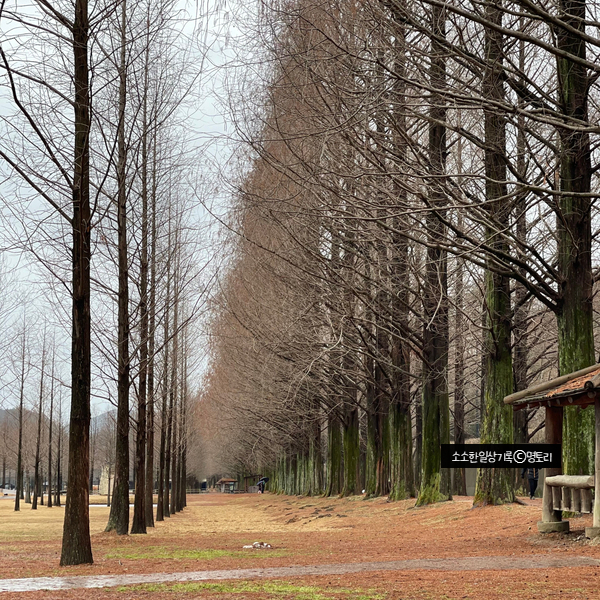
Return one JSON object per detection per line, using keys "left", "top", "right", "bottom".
{"left": 1, "top": 555, "right": 599, "bottom": 592}
{"left": 88, "top": 504, "right": 158, "bottom": 508}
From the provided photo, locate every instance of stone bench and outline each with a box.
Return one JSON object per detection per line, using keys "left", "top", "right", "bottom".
{"left": 545, "top": 475, "right": 594, "bottom": 513}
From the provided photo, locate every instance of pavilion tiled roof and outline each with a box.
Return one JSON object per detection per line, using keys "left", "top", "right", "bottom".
{"left": 547, "top": 367, "right": 600, "bottom": 397}
{"left": 504, "top": 363, "right": 600, "bottom": 410}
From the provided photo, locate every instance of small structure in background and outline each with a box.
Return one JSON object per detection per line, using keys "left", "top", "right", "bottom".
{"left": 504, "top": 363, "right": 600, "bottom": 537}
{"left": 99, "top": 464, "right": 113, "bottom": 497}
{"left": 216, "top": 477, "right": 237, "bottom": 493}
{"left": 243, "top": 474, "right": 261, "bottom": 493}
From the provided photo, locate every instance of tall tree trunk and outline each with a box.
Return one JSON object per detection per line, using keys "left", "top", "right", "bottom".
{"left": 47, "top": 352, "right": 54, "bottom": 508}
{"left": 89, "top": 420, "right": 96, "bottom": 495}
{"left": 132, "top": 6, "right": 151, "bottom": 534}
{"left": 177, "top": 400, "right": 186, "bottom": 510}
{"left": 169, "top": 268, "right": 179, "bottom": 516}
{"left": 474, "top": 1, "right": 514, "bottom": 506}
{"left": 33, "top": 344, "right": 46, "bottom": 510}
{"left": 157, "top": 294, "right": 170, "bottom": 522}
{"left": 308, "top": 415, "right": 323, "bottom": 495}
{"left": 39, "top": 467, "right": 44, "bottom": 505}
{"left": 365, "top": 351, "right": 377, "bottom": 497}
{"left": 107, "top": 463, "right": 112, "bottom": 507}
{"left": 512, "top": 30, "right": 529, "bottom": 489}
{"left": 105, "top": 0, "right": 130, "bottom": 536}
{"left": 368, "top": 53, "right": 392, "bottom": 500}
{"left": 180, "top": 332, "right": 187, "bottom": 509}
{"left": 60, "top": 0, "right": 93, "bottom": 565}
{"left": 174, "top": 338, "right": 183, "bottom": 512}
{"left": 164, "top": 261, "right": 177, "bottom": 517}
{"left": 342, "top": 406, "right": 360, "bottom": 497}
{"left": 326, "top": 413, "right": 342, "bottom": 496}
{"left": 340, "top": 214, "right": 359, "bottom": 498}
{"left": 556, "top": 0, "right": 594, "bottom": 477}
{"left": 170, "top": 392, "right": 179, "bottom": 515}
{"left": 179, "top": 411, "right": 186, "bottom": 509}
{"left": 452, "top": 251, "right": 467, "bottom": 496}
{"left": 159, "top": 242, "right": 172, "bottom": 521}
{"left": 414, "top": 392, "right": 422, "bottom": 491}
{"left": 372, "top": 313, "right": 391, "bottom": 497}
{"left": 452, "top": 132, "right": 466, "bottom": 498}
{"left": 55, "top": 392, "right": 62, "bottom": 507}
{"left": 388, "top": 22, "right": 413, "bottom": 500}
{"left": 131, "top": 385, "right": 146, "bottom": 534}
{"left": 417, "top": 1, "right": 450, "bottom": 505}
{"left": 371, "top": 370, "right": 391, "bottom": 497}
{"left": 145, "top": 123, "right": 157, "bottom": 527}
{"left": 479, "top": 307, "right": 486, "bottom": 436}
{"left": 15, "top": 331, "right": 26, "bottom": 512}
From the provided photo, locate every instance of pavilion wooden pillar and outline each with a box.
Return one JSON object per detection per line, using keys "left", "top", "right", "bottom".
{"left": 585, "top": 398, "right": 600, "bottom": 537}
{"left": 539, "top": 405, "right": 569, "bottom": 532}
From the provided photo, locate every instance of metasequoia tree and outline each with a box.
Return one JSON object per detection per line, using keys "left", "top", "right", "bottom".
{"left": 55, "top": 388, "right": 63, "bottom": 507}
{"left": 105, "top": 0, "right": 131, "bottom": 536}
{"left": 416, "top": 0, "right": 451, "bottom": 506}
{"left": 0, "top": 0, "right": 94, "bottom": 564}
{"left": 32, "top": 335, "right": 47, "bottom": 510}
{"left": 13, "top": 325, "right": 28, "bottom": 511}
{"left": 387, "top": 0, "right": 414, "bottom": 501}
{"left": 47, "top": 349, "right": 55, "bottom": 508}
{"left": 157, "top": 234, "right": 171, "bottom": 521}
{"left": 555, "top": 0, "right": 595, "bottom": 475}
{"left": 473, "top": 0, "right": 514, "bottom": 506}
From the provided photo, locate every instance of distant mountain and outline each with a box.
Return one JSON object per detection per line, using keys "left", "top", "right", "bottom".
{"left": 0, "top": 408, "right": 18, "bottom": 424}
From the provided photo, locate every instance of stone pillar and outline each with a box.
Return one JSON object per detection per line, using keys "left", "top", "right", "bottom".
{"left": 586, "top": 398, "right": 600, "bottom": 538}
{"left": 538, "top": 405, "right": 569, "bottom": 533}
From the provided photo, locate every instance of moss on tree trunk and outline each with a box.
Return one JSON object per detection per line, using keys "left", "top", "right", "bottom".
{"left": 389, "top": 402, "right": 413, "bottom": 500}
{"left": 309, "top": 420, "right": 323, "bottom": 495}
{"left": 473, "top": 2, "right": 514, "bottom": 507}
{"left": 473, "top": 268, "right": 514, "bottom": 505}
{"left": 556, "top": 0, "right": 594, "bottom": 477}
{"left": 326, "top": 414, "right": 342, "bottom": 496}
{"left": 342, "top": 408, "right": 360, "bottom": 496}
{"left": 416, "top": 0, "right": 450, "bottom": 507}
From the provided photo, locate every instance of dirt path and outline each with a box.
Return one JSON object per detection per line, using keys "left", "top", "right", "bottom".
{"left": 1, "top": 554, "right": 599, "bottom": 592}
{"left": 4, "top": 493, "right": 600, "bottom": 599}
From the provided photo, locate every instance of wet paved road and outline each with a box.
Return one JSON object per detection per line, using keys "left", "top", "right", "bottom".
{"left": 1, "top": 555, "right": 599, "bottom": 592}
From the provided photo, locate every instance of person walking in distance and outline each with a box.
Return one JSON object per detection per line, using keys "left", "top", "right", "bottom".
{"left": 257, "top": 476, "right": 268, "bottom": 494}
{"left": 521, "top": 467, "right": 539, "bottom": 500}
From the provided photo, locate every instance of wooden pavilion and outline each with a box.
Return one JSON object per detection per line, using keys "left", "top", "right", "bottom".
{"left": 504, "top": 363, "right": 600, "bottom": 537}
{"left": 216, "top": 477, "right": 238, "bottom": 493}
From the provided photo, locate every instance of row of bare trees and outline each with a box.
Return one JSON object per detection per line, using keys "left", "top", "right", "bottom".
{"left": 1, "top": 328, "right": 66, "bottom": 511}
{"left": 0, "top": 0, "right": 208, "bottom": 565}
{"left": 198, "top": 0, "right": 600, "bottom": 504}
